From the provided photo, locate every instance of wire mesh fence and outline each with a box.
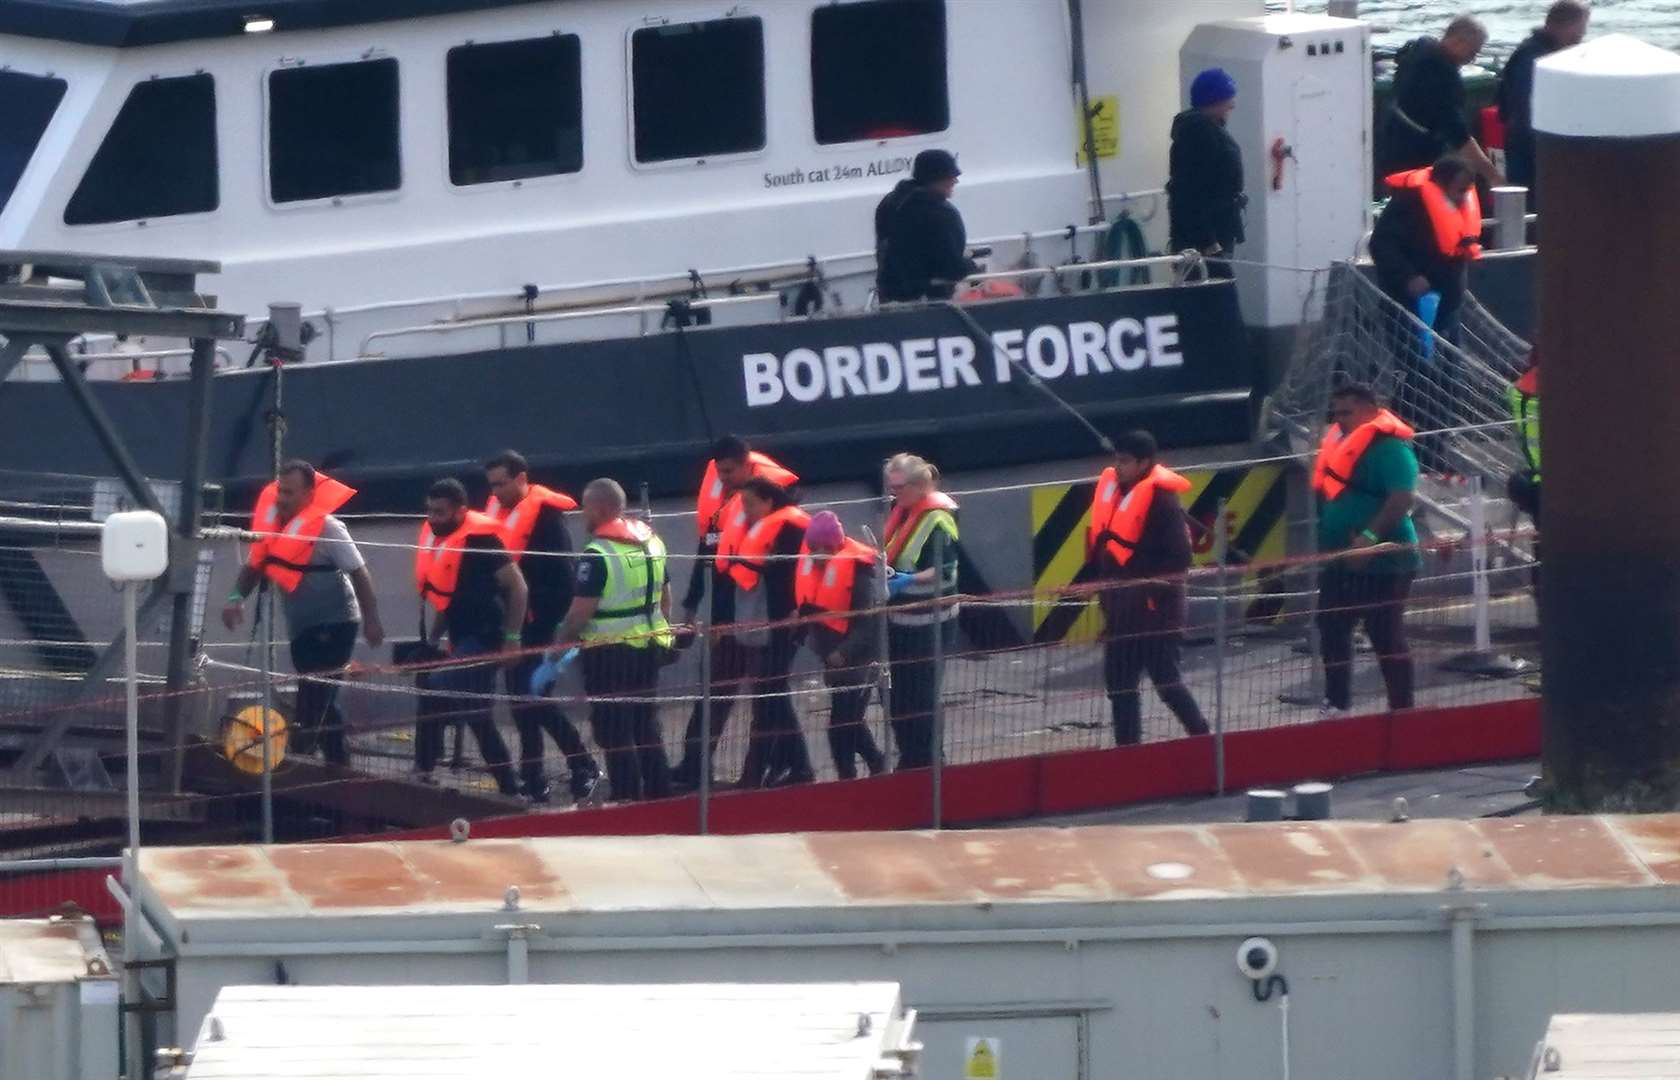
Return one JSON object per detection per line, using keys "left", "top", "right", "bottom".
{"left": 0, "top": 516, "right": 1540, "bottom": 841}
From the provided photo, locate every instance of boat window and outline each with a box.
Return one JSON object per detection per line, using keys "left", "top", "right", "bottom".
{"left": 632, "top": 17, "right": 765, "bottom": 163}
{"left": 268, "top": 58, "right": 401, "bottom": 203}
{"left": 0, "top": 72, "right": 68, "bottom": 217}
{"left": 65, "top": 74, "right": 218, "bottom": 226}
{"left": 812, "top": 0, "right": 948, "bottom": 145}
{"left": 447, "top": 35, "right": 583, "bottom": 185}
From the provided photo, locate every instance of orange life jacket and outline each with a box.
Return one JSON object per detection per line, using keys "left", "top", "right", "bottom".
{"left": 883, "top": 491, "right": 959, "bottom": 565}
{"left": 246, "top": 473, "right": 357, "bottom": 593}
{"left": 486, "top": 483, "right": 577, "bottom": 558}
{"left": 1515, "top": 364, "right": 1539, "bottom": 397}
{"left": 1312, "top": 410, "right": 1416, "bottom": 500}
{"left": 716, "top": 505, "right": 811, "bottom": 591}
{"left": 1087, "top": 464, "right": 1192, "bottom": 568}
{"left": 795, "top": 537, "right": 878, "bottom": 634}
{"left": 414, "top": 510, "right": 503, "bottom": 613}
{"left": 695, "top": 452, "right": 797, "bottom": 541}
{"left": 1386, "top": 168, "right": 1484, "bottom": 261}
{"left": 593, "top": 515, "right": 655, "bottom": 546}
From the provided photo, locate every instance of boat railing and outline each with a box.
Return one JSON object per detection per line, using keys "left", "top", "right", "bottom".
{"left": 319, "top": 202, "right": 1165, "bottom": 362}
{"left": 357, "top": 291, "right": 785, "bottom": 358}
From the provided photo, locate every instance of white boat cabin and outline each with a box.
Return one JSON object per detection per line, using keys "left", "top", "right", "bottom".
{"left": 0, "top": 0, "right": 1255, "bottom": 371}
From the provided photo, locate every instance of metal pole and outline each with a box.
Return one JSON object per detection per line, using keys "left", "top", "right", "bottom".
{"left": 697, "top": 566, "right": 714, "bottom": 836}
{"left": 121, "top": 581, "right": 143, "bottom": 1080}
{"left": 162, "top": 338, "right": 217, "bottom": 791}
{"left": 1304, "top": 480, "right": 1324, "bottom": 700}
{"left": 1469, "top": 477, "right": 1493, "bottom": 655}
{"left": 1213, "top": 500, "right": 1229, "bottom": 797}
{"left": 639, "top": 481, "right": 653, "bottom": 523}
{"left": 1491, "top": 186, "right": 1529, "bottom": 250}
{"left": 259, "top": 586, "right": 275, "bottom": 845}
{"left": 874, "top": 462, "right": 895, "bottom": 759}
{"left": 930, "top": 530, "right": 946, "bottom": 830}
{"left": 1450, "top": 908, "right": 1476, "bottom": 1080}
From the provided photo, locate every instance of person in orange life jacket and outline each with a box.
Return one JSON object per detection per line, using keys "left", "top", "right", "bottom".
{"left": 796, "top": 511, "right": 888, "bottom": 780}
{"left": 672, "top": 434, "right": 799, "bottom": 788}
{"left": 412, "top": 477, "right": 525, "bottom": 794}
{"left": 1370, "top": 156, "right": 1482, "bottom": 472}
{"left": 552, "top": 479, "right": 674, "bottom": 802}
{"left": 882, "top": 453, "right": 960, "bottom": 771}
{"left": 222, "top": 460, "right": 385, "bottom": 766}
{"left": 720, "top": 476, "right": 816, "bottom": 788}
{"left": 1312, "top": 384, "right": 1421, "bottom": 714}
{"left": 483, "top": 451, "right": 602, "bottom": 804}
{"left": 1085, "top": 431, "right": 1210, "bottom": 747}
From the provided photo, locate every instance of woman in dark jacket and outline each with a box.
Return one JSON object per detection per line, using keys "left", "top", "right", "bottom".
{"left": 1167, "top": 68, "right": 1245, "bottom": 279}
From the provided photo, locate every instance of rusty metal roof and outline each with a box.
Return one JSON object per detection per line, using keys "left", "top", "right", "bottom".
{"left": 136, "top": 814, "right": 1680, "bottom": 922}
{"left": 0, "top": 916, "right": 113, "bottom": 984}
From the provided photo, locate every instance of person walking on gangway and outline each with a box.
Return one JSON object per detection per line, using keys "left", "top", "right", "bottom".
{"left": 795, "top": 511, "right": 887, "bottom": 780}
{"left": 1085, "top": 431, "right": 1209, "bottom": 745}
{"left": 1310, "top": 384, "right": 1421, "bottom": 716}
{"left": 223, "top": 460, "right": 385, "bottom": 767}
{"left": 412, "top": 478, "right": 524, "bottom": 795}
{"left": 881, "top": 453, "right": 960, "bottom": 770}
{"left": 483, "top": 450, "right": 602, "bottom": 804}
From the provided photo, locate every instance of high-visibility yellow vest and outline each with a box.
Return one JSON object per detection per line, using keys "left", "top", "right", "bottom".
{"left": 581, "top": 520, "right": 673, "bottom": 649}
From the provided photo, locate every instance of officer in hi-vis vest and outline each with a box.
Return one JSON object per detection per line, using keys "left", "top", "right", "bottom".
{"left": 553, "top": 479, "right": 674, "bottom": 802}
{"left": 881, "top": 453, "right": 960, "bottom": 770}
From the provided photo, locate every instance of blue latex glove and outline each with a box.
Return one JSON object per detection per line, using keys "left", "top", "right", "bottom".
{"left": 886, "top": 572, "right": 914, "bottom": 599}
{"left": 1415, "top": 290, "right": 1441, "bottom": 362}
{"left": 529, "top": 648, "right": 578, "bottom": 696}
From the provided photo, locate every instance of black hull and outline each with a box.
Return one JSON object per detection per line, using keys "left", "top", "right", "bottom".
{"left": 3, "top": 283, "right": 1261, "bottom": 511}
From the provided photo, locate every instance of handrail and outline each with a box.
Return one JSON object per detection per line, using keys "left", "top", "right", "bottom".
{"left": 961, "top": 253, "right": 1184, "bottom": 285}
{"left": 318, "top": 219, "right": 1143, "bottom": 355}
{"left": 68, "top": 346, "right": 234, "bottom": 367}
{"left": 358, "top": 291, "right": 782, "bottom": 356}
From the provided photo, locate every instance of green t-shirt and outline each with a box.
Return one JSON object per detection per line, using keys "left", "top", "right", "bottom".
{"left": 1316, "top": 435, "right": 1421, "bottom": 574}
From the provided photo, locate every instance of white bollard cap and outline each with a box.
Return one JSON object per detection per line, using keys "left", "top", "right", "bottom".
{"left": 101, "top": 510, "right": 169, "bottom": 582}
{"left": 1535, "top": 34, "right": 1680, "bottom": 138}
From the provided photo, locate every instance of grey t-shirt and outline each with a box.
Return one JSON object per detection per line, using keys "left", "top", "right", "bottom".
{"left": 280, "top": 515, "right": 363, "bottom": 635}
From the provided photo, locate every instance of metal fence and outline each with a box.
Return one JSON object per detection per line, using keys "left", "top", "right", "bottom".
{"left": 0, "top": 481, "right": 1542, "bottom": 915}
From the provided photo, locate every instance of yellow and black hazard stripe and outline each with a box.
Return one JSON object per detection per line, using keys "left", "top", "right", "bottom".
{"left": 1029, "top": 464, "right": 1289, "bottom": 644}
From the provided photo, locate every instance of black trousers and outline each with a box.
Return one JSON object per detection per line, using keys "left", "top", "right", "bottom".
{"left": 582, "top": 644, "right": 670, "bottom": 802}
{"left": 1317, "top": 566, "right": 1416, "bottom": 712}
{"left": 289, "top": 621, "right": 358, "bottom": 766}
{"left": 739, "top": 631, "right": 814, "bottom": 787}
{"left": 674, "top": 633, "right": 746, "bottom": 784}
{"left": 506, "top": 645, "right": 598, "bottom": 795}
{"left": 416, "top": 640, "right": 519, "bottom": 795}
{"left": 887, "top": 623, "right": 948, "bottom": 771}
{"left": 1102, "top": 610, "right": 1208, "bottom": 746}
{"left": 825, "top": 666, "right": 885, "bottom": 780}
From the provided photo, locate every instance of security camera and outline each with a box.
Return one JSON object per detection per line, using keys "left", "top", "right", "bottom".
{"left": 1237, "top": 937, "right": 1279, "bottom": 980}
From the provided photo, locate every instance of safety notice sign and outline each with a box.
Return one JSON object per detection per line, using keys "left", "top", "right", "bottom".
{"left": 1076, "top": 95, "right": 1120, "bottom": 163}
{"left": 964, "top": 1036, "right": 1001, "bottom": 1079}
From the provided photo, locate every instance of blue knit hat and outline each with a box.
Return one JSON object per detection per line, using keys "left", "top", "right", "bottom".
{"left": 1191, "top": 68, "right": 1238, "bottom": 108}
